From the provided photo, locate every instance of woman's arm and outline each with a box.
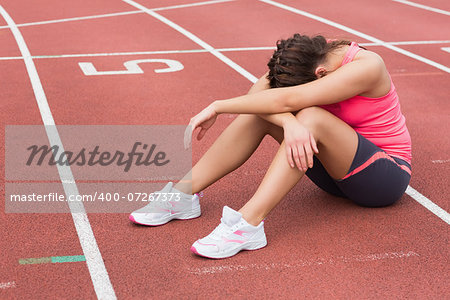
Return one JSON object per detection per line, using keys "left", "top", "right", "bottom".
{"left": 248, "top": 72, "right": 298, "bottom": 128}
{"left": 213, "top": 55, "right": 384, "bottom": 115}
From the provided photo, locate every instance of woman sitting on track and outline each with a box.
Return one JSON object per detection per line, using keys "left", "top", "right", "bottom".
{"left": 130, "top": 34, "right": 412, "bottom": 259}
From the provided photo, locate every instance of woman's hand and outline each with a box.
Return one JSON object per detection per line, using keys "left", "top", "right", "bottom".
{"left": 282, "top": 118, "right": 319, "bottom": 171}
{"left": 184, "top": 102, "right": 219, "bottom": 149}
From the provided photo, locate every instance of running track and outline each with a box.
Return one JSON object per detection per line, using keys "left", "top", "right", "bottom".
{"left": 0, "top": 0, "right": 449, "bottom": 298}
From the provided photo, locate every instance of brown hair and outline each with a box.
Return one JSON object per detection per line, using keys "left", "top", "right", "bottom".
{"left": 267, "top": 34, "right": 350, "bottom": 88}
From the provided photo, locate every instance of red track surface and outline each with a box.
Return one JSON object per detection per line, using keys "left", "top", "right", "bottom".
{"left": 1, "top": 0, "right": 449, "bottom": 299}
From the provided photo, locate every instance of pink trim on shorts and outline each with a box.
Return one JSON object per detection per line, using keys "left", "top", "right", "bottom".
{"left": 341, "top": 151, "right": 411, "bottom": 180}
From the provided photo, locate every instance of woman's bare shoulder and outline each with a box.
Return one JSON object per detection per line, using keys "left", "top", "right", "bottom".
{"left": 355, "top": 49, "right": 386, "bottom": 71}
{"left": 354, "top": 49, "right": 391, "bottom": 97}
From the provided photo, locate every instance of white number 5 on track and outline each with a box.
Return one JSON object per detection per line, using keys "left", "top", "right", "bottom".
{"left": 78, "top": 59, "right": 184, "bottom": 76}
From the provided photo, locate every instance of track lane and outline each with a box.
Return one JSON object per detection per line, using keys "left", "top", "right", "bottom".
{"left": 0, "top": 0, "right": 133, "bottom": 24}
{"left": 0, "top": 4, "right": 119, "bottom": 298}
{"left": 0, "top": 26, "right": 22, "bottom": 57}
{"left": 19, "top": 13, "right": 202, "bottom": 56}
{"left": 158, "top": 0, "right": 368, "bottom": 49}
{"left": 0, "top": 59, "right": 96, "bottom": 299}
{"left": 273, "top": 0, "right": 450, "bottom": 42}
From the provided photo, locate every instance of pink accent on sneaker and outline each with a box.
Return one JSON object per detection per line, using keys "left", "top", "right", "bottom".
{"left": 191, "top": 246, "right": 221, "bottom": 259}
{"left": 191, "top": 245, "right": 199, "bottom": 255}
{"left": 222, "top": 238, "right": 245, "bottom": 244}
{"left": 129, "top": 214, "right": 163, "bottom": 227}
{"left": 233, "top": 230, "right": 247, "bottom": 237}
{"left": 129, "top": 214, "right": 155, "bottom": 226}
{"left": 170, "top": 202, "right": 180, "bottom": 208}
{"left": 159, "top": 208, "right": 175, "bottom": 214}
{"left": 197, "top": 240, "right": 218, "bottom": 247}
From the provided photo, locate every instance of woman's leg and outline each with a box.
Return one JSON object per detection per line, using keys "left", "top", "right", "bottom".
{"left": 239, "top": 106, "right": 359, "bottom": 225}
{"left": 175, "top": 114, "right": 283, "bottom": 194}
{"left": 175, "top": 74, "right": 281, "bottom": 195}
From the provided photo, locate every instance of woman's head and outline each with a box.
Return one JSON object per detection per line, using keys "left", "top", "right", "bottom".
{"left": 267, "top": 34, "right": 350, "bottom": 88}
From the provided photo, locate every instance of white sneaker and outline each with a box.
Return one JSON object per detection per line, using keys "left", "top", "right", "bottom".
{"left": 191, "top": 206, "right": 267, "bottom": 259}
{"left": 129, "top": 182, "right": 201, "bottom": 226}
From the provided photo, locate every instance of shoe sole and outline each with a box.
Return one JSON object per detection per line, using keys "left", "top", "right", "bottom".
{"left": 129, "top": 208, "right": 201, "bottom": 226}
{"left": 190, "top": 240, "right": 267, "bottom": 259}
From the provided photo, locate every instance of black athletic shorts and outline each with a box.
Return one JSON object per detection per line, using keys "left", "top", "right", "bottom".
{"left": 305, "top": 133, "right": 411, "bottom": 207}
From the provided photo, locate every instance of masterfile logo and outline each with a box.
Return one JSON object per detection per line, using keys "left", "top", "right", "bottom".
{"left": 25, "top": 142, "right": 170, "bottom": 172}
{"left": 6, "top": 125, "right": 190, "bottom": 181}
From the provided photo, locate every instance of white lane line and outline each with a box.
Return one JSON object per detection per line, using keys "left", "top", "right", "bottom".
{"left": 381, "top": 40, "right": 450, "bottom": 46}
{"left": 0, "top": 0, "right": 236, "bottom": 30}
{"left": 406, "top": 186, "right": 450, "bottom": 224}
{"left": 392, "top": 0, "right": 450, "bottom": 16}
{"left": 0, "top": 5, "right": 117, "bottom": 300}
{"left": 0, "top": 10, "right": 142, "bottom": 29}
{"left": 259, "top": 0, "right": 450, "bottom": 73}
{"left": 189, "top": 251, "right": 420, "bottom": 274}
{"left": 1, "top": 40, "right": 449, "bottom": 61}
{"left": 151, "top": 0, "right": 236, "bottom": 11}
{"left": 323, "top": 40, "right": 450, "bottom": 47}
{"left": 121, "top": 0, "right": 258, "bottom": 83}
{"left": 391, "top": 71, "right": 444, "bottom": 77}
{"left": 219, "top": 46, "right": 276, "bottom": 51}
{"left": 0, "top": 49, "right": 210, "bottom": 61}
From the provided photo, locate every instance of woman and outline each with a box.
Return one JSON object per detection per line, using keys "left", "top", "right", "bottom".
{"left": 130, "top": 34, "right": 412, "bottom": 259}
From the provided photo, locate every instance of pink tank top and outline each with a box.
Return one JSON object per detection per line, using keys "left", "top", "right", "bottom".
{"left": 320, "top": 42, "right": 412, "bottom": 164}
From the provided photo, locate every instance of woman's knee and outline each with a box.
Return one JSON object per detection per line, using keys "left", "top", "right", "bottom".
{"left": 294, "top": 106, "right": 325, "bottom": 131}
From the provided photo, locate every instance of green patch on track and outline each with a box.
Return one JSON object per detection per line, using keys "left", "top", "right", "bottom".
{"left": 19, "top": 255, "right": 85, "bottom": 265}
